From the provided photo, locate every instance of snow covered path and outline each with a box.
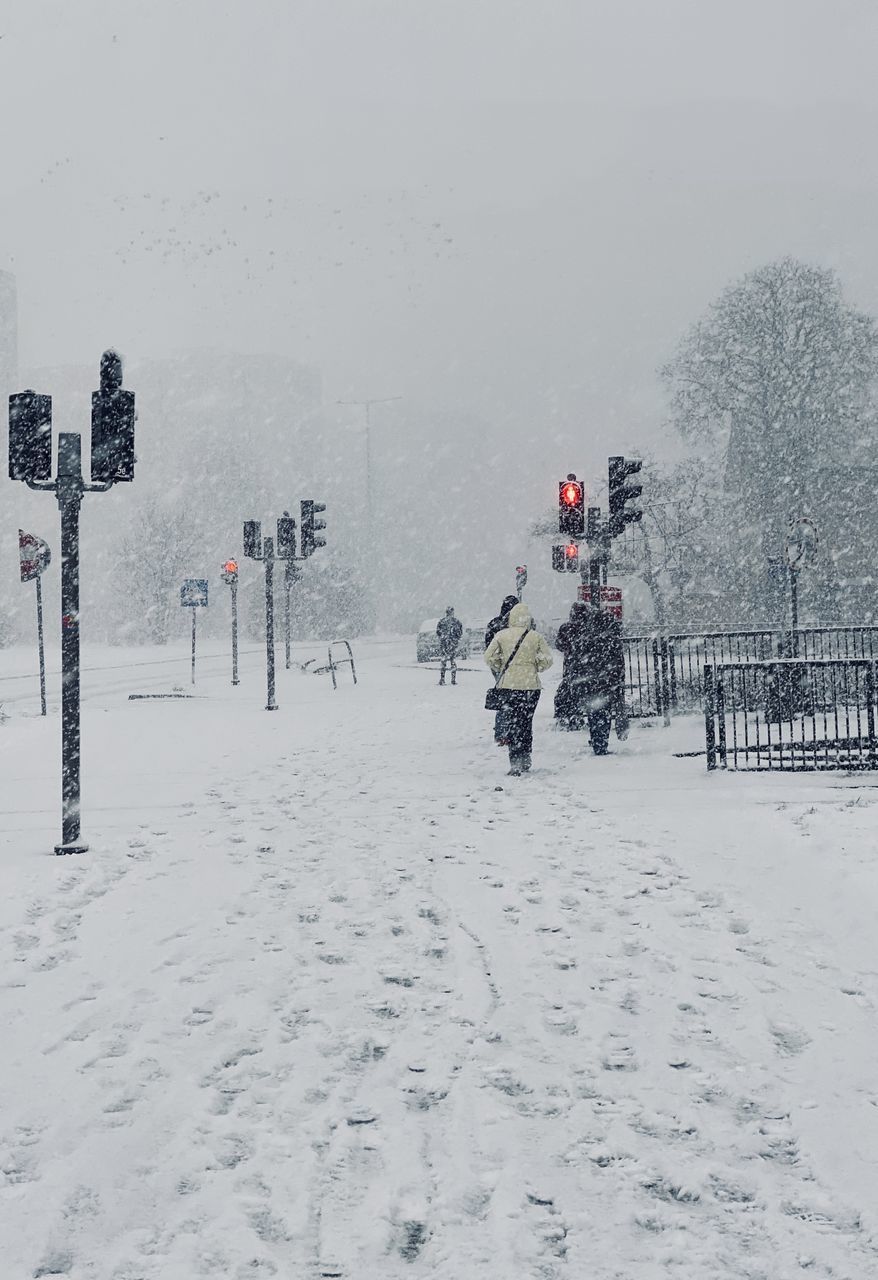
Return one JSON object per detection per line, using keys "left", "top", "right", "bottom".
{"left": 2, "top": 639, "right": 878, "bottom": 1278}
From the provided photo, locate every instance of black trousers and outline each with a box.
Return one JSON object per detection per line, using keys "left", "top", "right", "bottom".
{"left": 500, "top": 690, "right": 540, "bottom": 760}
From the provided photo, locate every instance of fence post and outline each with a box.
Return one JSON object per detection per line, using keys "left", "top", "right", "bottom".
{"left": 867, "top": 663, "right": 877, "bottom": 767}
{"left": 668, "top": 637, "right": 678, "bottom": 710}
{"left": 704, "top": 664, "right": 716, "bottom": 770}
{"left": 716, "top": 676, "right": 727, "bottom": 767}
{"left": 660, "top": 637, "right": 671, "bottom": 726}
{"left": 651, "top": 638, "right": 662, "bottom": 720}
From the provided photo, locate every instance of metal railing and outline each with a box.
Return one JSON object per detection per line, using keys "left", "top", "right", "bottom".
{"left": 622, "top": 635, "right": 671, "bottom": 723}
{"left": 668, "top": 630, "right": 776, "bottom": 710}
{"left": 704, "top": 658, "right": 878, "bottom": 771}
{"left": 666, "top": 626, "right": 878, "bottom": 712}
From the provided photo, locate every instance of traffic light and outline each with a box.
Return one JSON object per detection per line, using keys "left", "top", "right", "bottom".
{"left": 221, "top": 559, "right": 238, "bottom": 585}
{"left": 243, "top": 520, "right": 262, "bottom": 559}
{"left": 8, "top": 390, "right": 52, "bottom": 482}
{"left": 91, "top": 350, "right": 136, "bottom": 483}
{"left": 559, "top": 474, "right": 585, "bottom": 538}
{"left": 276, "top": 512, "right": 297, "bottom": 560}
{"left": 552, "top": 542, "right": 580, "bottom": 572}
{"left": 300, "top": 499, "right": 327, "bottom": 558}
{"left": 608, "top": 456, "right": 643, "bottom": 539}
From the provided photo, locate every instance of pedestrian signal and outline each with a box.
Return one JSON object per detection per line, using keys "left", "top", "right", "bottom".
{"left": 558, "top": 474, "right": 585, "bottom": 538}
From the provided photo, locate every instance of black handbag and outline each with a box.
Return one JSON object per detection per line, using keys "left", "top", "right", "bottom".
{"left": 485, "top": 626, "right": 531, "bottom": 710}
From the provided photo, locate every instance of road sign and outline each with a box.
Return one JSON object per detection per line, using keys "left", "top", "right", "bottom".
{"left": 578, "top": 583, "right": 623, "bottom": 618}
{"left": 19, "top": 529, "right": 51, "bottom": 582}
{"left": 786, "top": 517, "right": 818, "bottom": 568}
{"left": 180, "top": 579, "right": 209, "bottom": 608}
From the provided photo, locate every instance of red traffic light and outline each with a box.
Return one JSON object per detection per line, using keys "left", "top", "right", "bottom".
{"left": 223, "top": 559, "right": 238, "bottom": 575}
{"left": 561, "top": 481, "right": 581, "bottom": 507}
{"left": 565, "top": 543, "right": 578, "bottom": 558}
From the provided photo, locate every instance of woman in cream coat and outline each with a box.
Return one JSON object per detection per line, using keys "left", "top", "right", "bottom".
{"left": 484, "top": 602, "right": 553, "bottom": 775}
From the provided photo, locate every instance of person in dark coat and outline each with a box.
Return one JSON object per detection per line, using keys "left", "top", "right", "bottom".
{"left": 484, "top": 595, "right": 520, "bottom": 742}
{"left": 436, "top": 606, "right": 464, "bottom": 685}
{"left": 485, "top": 595, "right": 519, "bottom": 650}
{"left": 554, "top": 601, "right": 626, "bottom": 754}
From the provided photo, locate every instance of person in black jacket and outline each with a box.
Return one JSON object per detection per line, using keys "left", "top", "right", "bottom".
{"left": 485, "top": 595, "right": 519, "bottom": 650}
{"left": 436, "top": 607, "right": 464, "bottom": 685}
{"left": 554, "top": 602, "right": 626, "bottom": 754}
{"left": 485, "top": 595, "right": 519, "bottom": 742}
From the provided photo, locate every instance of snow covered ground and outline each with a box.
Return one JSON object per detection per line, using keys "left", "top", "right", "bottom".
{"left": 2, "top": 637, "right": 878, "bottom": 1279}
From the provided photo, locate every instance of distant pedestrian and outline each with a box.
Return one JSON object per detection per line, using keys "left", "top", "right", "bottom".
{"left": 484, "top": 603, "right": 553, "bottom": 775}
{"left": 436, "top": 606, "right": 463, "bottom": 685}
{"left": 554, "top": 601, "right": 625, "bottom": 754}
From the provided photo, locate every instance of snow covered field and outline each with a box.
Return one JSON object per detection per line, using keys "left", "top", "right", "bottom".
{"left": 2, "top": 637, "right": 878, "bottom": 1279}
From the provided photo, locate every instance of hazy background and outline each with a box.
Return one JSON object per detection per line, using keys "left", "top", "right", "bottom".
{"left": 3, "top": 0, "right": 878, "bottom": 636}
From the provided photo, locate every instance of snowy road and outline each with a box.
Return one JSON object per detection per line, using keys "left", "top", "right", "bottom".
{"left": 2, "top": 638, "right": 878, "bottom": 1278}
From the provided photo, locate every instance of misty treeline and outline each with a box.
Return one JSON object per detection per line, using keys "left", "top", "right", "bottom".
{"left": 0, "top": 350, "right": 512, "bottom": 646}
{"left": 639, "top": 256, "right": 878, "bottom": 629}
{"left": 2, "top": 255, "right": 876, "bottom": 647}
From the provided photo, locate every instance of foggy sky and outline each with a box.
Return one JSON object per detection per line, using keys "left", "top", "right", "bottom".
{"left": 3, "top": 0, "right": 878, "bottom": 487}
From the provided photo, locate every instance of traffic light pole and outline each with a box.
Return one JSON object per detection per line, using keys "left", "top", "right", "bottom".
{"left": 191, "top": 608, "right": 197, "bottom": 684}
{"left": 35, "top": 573, "right": 46, "bottom": 717}
{"left": 34, "top": 433, "right": 112, "bottom": 855}
{"left": 263, "top": 536, "right": 278, "bottom": 711}
{"left": 284, "top": 562, "right": 292, "bottom": 670}
{"left": 12, "top": 353, "right": 135, "bottom": 856}
{"left": 230, "top": 581, "right": 239, "bottom": 686}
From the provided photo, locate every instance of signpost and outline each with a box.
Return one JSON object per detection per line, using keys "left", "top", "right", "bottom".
{"left": 577, "top": 583, "right": 623, "bottom": 619}
{"left": 19, "top": 529, "right": 51, "bottom": 715}
{"left": 221, "top": 560, "right": 239, "bottom": 685}
{"left": 180, "top": 579, "right": 209, "bottom": 684}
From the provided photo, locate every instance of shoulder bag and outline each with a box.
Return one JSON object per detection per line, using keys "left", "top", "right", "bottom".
{"left": 485, "top": 625, "right": 531, "bottom": 710}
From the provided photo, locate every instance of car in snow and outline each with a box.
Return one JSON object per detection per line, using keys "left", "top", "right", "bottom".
{"left": 416, "top": 619, "right": 484, "bottom": 662}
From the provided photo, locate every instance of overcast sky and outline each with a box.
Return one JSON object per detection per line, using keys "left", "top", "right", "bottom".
{"left": 3, "top": 0, "right": 878, "bottom": 477}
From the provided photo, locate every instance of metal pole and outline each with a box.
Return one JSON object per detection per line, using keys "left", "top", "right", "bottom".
{"left": 284, "top": 562, "right": 292, "bottom": 670}
{"left": 231, "top": 582, "right": 239, "bottom": 685}
{"left": 191, "top": 608, "right": 197, "bottom": 684}
{"left": 589, "top": 556, "right": 600, "bottom": 607}
{"left": 55, "top": 433, "right": 87, "bottom": 855}
{"left": 35, "top": 573, "right": 47, "bottom": 716}
{"left": 790, "top": 564, "right": 799, "bottom": 657}
{"left": 264, "top": 535, "right": 277, "bottom": 711}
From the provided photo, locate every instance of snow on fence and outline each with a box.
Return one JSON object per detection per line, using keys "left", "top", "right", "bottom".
{"left": 703, "top": 657, "right": 878, "bottom": 772}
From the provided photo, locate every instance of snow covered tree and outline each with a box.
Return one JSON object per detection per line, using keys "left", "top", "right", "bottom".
{"left": 662, "top": 258, "right": 878, "bottom": 539}
{"left": 661, "top": 259, "right": 878, "bottom": 623}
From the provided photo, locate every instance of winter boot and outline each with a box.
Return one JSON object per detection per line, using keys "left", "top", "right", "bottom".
{"left": 508, "top": 755, "right": 523, "bottom": 776}
{"left": 520, "top": 753, "right": 532, "bottom": 772}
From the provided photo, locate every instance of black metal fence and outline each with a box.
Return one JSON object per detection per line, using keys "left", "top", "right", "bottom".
{"left": 622, "top": 635, "right": 671, "bottom": 722}
{"left": 704, "top": 658, "right": 878, "bottom": 771}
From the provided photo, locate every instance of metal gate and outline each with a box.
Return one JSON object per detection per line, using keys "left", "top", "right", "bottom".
{"left": 704, "top": 658, "right": 878, "bottom": 771}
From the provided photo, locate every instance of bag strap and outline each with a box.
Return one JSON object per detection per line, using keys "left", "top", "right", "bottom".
{"left": 493, "top": 624, "right": 531, "bottom": 687}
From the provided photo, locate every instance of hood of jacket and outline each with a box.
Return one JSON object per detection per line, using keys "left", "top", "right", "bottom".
{"left": 507, "top": 603, "right": 532, "bottom": 629}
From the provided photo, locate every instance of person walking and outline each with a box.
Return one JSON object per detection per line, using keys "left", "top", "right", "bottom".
{"left": 484, "top": 602, "right": 553, "bottom": 775}
{"left": 436, "top": 606, "right": 463, "bottom": 685}
{"left": 484, "top": 594, "right": 519, "bottom": 741}
{"left": 485, "top": 594, "right": 519, "bottom": 650}
{"left": 554, "top": 601, "right": 625, "bottom": 754}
